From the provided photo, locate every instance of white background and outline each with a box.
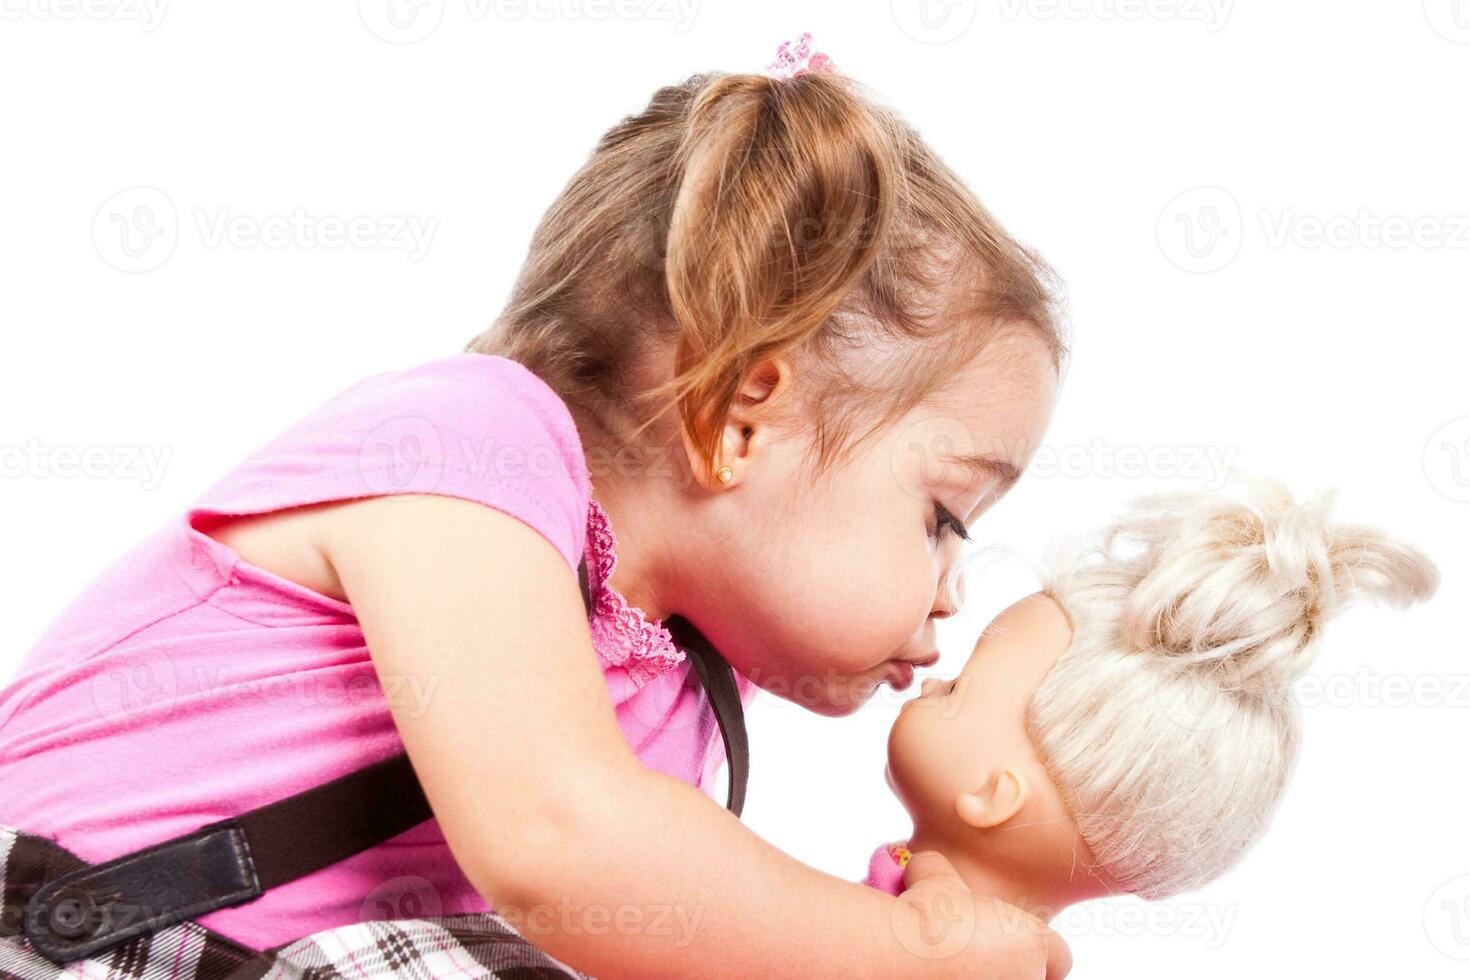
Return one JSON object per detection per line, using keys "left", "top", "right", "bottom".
{"left": 2, "top": 1, "right": 1467, "bottom": 976}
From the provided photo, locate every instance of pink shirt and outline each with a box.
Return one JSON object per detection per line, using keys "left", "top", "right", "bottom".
{"left": 0, "top": 353, "right": 754, "bottom": 952}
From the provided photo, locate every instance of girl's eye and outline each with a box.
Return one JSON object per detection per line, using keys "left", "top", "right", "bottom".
{"left": 931, "top": 502, "right": 971, "bottom": 542}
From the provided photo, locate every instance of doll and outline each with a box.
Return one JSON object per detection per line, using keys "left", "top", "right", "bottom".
{"left": 869, "top": 477, "right": 1438, "bottom": 917}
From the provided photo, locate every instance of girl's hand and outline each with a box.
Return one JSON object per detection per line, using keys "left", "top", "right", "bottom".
{"left": 314, "top": 492, "right": 1068, "bottom": 979}
{"left": 899, "top": 850, "right": 1072, "bottom": 979}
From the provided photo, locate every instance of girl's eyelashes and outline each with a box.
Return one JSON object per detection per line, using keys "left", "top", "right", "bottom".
{"left": 931, "top": 501, "right": 972, "bottom": 542}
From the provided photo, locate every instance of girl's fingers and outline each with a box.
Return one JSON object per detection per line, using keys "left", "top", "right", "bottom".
{"left": 898, "top": 849, "right": 1073, "bottom": 979}
{"left": 901, "top": 848, "right": 962, "bottom": 889}
{"left": 892, "top": 850, "right": 978, "bottom": 967}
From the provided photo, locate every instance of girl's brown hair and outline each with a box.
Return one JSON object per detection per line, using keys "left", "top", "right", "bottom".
{"left": 468, "top": 70, "right": 1065, "bottom": 483}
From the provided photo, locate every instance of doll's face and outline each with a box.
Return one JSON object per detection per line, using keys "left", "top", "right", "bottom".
{"left": 885, "top": 592, "right": 1093, "bottom": 885}
{"left": 692, "top": 328, "right": 1059, "bottom": 716}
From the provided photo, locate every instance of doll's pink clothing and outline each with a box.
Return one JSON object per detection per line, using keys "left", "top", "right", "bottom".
{"left": 0, "top": 352, "right": 755, "bottom": 952}
{"left": 864, "top": 840, "right": 913, "bottom": 895}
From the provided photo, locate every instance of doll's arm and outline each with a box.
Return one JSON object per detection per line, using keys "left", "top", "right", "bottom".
{"left": 318, "top": 493, "right": 1069, "bottom": 980}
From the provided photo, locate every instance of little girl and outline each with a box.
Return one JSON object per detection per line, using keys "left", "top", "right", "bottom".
{"left": 865, "top": 480, "right": 1437, "bottom": 950}
{"left": 0, "top": 37, "right": 1070, "bottom": 979}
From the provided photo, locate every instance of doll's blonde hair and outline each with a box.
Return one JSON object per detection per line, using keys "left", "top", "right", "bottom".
{"left": 468, "top": 70, "right": 1064, "bottom": 482}
{"left": 1027, "top": 477, "right": 1438, "bottom": 899}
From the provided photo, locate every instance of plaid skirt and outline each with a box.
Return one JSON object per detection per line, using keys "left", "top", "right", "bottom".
{"left": 0, "top": 824, "right": 590, "bottom": 980}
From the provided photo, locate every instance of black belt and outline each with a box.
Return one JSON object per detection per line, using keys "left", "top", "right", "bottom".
{"left": 17, "top": 556, "right": 749, "bottom": 965}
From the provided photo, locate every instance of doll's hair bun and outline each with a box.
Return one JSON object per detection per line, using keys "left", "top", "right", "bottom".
{"left": 1029, "top": 476, "right": 1438, "bottom": 899}
{"left": 1110, "top": 477, "right": 1437, "bottom": 698}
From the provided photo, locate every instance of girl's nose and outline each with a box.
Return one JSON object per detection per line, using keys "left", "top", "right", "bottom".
{"left": 920, "top": 677, "right": 946, "bottom": 697}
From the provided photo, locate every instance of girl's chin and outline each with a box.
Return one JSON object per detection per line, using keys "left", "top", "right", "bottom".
{"left": 808, "top": 692, "right": 870, "bottom": 718}
{"left": 786, "top": 664, "right": 897, "bottom": 716}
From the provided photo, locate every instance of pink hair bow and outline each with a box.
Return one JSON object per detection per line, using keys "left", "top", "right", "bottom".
{"left": 766, "top": 31, "right": 836, "bottom": 79}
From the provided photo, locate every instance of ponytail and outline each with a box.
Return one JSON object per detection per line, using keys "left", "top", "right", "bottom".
{"left": 472, "top": 69, "right": 1062, "bottom": 479}
{"left": 656, "top": 72, "right": 899, "bottom": 479}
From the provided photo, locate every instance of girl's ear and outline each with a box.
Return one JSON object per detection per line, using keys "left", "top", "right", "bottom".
{"left": 680, "top": 357, "right": 793, "bottom": 491}
{"left": 955, "top": 767, "right": 1029, "bottom": 830}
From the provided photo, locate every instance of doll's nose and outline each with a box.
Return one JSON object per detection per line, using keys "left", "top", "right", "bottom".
{"left": 932, "top": 564, "right": 961, "bottom": 619}
{"left": 930, "top": 590, "right": 954, "bottom": 620}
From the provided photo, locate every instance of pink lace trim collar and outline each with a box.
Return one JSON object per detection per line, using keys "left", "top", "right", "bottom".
{"left": 584, "top": 497, "right": 685, "bottom": 686}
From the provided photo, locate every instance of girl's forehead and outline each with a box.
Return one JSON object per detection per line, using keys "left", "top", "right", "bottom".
{"left": 941, "top": 332, "right": 1059, "bottom": 404}
{"left": 907, "top": 369, "right": 1053, "bottom": 462}
{"left": 906, "top": 354, "right": 1056, "bottom": 468}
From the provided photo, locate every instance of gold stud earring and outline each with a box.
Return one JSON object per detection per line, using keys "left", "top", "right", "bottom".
{"left": 715, "top": 465, "right": 734, "bottom": 485}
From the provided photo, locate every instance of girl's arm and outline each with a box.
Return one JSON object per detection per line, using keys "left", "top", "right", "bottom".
{"left": 314, "top": 493, "right": 1068, "bottom": 980}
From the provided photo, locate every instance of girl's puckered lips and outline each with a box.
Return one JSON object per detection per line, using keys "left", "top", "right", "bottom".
{"left": 886, "top": 652, "right": 938, "bottom": 691}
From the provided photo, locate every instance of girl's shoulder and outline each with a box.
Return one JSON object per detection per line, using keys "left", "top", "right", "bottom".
{"left": 193, "top": 352, "right": 593, "bottom": 571}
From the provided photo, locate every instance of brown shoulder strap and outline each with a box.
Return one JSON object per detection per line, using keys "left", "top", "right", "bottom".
{"left": 23, "top": 557, "right": 750, "bottom": 964}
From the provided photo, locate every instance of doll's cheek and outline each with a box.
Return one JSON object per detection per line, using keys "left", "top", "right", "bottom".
{"left": 887, "top": 705, "right": 947, "bottom": 795}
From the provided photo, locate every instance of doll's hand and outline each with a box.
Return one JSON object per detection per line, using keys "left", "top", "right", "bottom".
{"left": 894, "top": 849, "right": 1072, "bottom": 980}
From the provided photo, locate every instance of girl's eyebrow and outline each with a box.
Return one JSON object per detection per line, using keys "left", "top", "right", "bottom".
{"left": 944, "top": 452, "right": 1023, "bottom": 492}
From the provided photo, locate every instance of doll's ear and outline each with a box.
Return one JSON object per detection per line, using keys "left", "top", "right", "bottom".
{"left": 955, "top": 768, "right": 1028, "bottom": 830}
